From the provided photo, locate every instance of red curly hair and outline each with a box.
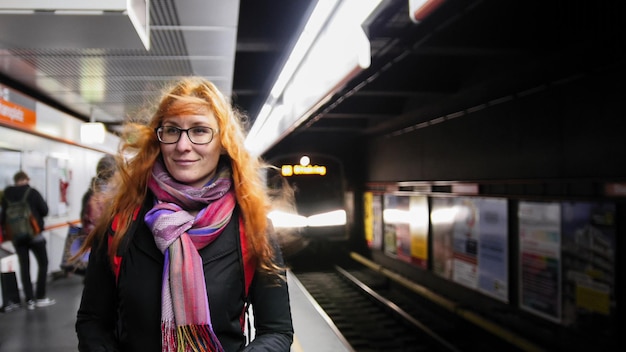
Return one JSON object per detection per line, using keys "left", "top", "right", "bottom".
{"left": 81, "top": 77, "right": 279, "bottom": 274}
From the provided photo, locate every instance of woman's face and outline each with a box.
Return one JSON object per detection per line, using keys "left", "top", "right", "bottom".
{"left": 159, "top": 113, "right": 223, "bottom": 188}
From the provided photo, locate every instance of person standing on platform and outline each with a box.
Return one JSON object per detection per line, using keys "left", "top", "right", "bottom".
{"left": 0, "top": 171, "right": 55, "bottom": 310}
{"left": 75, "top": 77, "right": 294, "bottom": 351}
{"left": 61, "top": 154, "right": 117, "bottom": 276}
{"left": 80, "top": 154, "right": 116, "bottom": 236}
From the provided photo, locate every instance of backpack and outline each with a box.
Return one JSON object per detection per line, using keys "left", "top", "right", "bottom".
{"left": 5, "top": 188, "right": 40, "bottom": 245}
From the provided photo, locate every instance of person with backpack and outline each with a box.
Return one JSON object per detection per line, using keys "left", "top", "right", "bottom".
{"left": 75, "top": 77, "right": 294, "bottom": 351}
{"left": 0, "top": 170, "right": 54, "bottom": 310}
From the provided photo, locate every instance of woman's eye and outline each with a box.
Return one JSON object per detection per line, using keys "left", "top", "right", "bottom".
{"left": 164, "top": 127, "right": 180, "bottom": 134}
{"left": 191, "top": 127, "right": 211, "bottom": 135}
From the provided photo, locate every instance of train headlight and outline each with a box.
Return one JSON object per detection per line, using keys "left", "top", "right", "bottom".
{"left": 268, "top": 211, "right": 307, "bottom": 228}
{"left": 268, "top": 209, "right": 346, "bottom": 228}
{"left": 307, "top": 209, "right": 346, "bottom": 227}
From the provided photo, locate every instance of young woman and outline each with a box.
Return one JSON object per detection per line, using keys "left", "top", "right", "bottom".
{"left": 75, "top": 77, "right": 293, "bottom": 351}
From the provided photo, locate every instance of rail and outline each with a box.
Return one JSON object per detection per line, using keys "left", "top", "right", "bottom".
{"left": 350, "top": 252, "right": 545, "bottom": 352}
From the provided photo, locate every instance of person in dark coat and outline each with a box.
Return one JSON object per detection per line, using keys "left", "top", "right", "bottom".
{"left": 61, "top": 154, "right": 117, "bottom": 276}
{"left": 80, "top": 154, "right": 116, "bottom": 237}
{"left": 0, "top": 170, "right": 54, "bottom": 309}
{"left": 75, "top": 77, "right": 294, "bottom": 351}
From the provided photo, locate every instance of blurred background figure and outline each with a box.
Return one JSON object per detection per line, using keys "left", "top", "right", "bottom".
{"left": 60, "top": 154, "right": 116, "bottom": 276}
{"left": 1, "top": 171, "right": 53, "bottom": 310}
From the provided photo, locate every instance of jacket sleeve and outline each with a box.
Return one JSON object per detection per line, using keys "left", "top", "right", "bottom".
{"left": 75, "top": 237, "right": 120, "bottom": 352}
{"left": 243, "top": 243, "right": 294, "bottom": 351}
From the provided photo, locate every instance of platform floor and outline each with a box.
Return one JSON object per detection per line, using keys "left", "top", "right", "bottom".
{"left": 0, "top": 271, "right": 352, "bottom": 352}
{"left": 0, "top": 273, "right": 82, "bottom": 352}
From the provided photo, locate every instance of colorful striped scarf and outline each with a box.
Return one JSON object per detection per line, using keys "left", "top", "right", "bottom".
{"left": 145, "top": 159, "right": 235, "bottom": 352}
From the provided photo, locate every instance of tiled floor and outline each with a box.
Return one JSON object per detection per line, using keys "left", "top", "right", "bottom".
{"left": 0, "top": 273, "right": 83, "bottom": 352}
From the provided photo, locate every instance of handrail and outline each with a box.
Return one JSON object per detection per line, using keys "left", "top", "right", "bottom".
{"left": 44, "top": 220, "right": 81, "bottom": 231}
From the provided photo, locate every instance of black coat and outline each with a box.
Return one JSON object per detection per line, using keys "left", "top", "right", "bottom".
{"left": 76, "top": 195, "right": 293, "bottom": 351}
{"left": 1, "top": 184, "right": 49, "bottom": 234}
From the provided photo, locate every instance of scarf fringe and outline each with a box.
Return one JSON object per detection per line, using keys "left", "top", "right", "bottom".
{"left": 162, "top": 321, "right": 224, "bottom": 352}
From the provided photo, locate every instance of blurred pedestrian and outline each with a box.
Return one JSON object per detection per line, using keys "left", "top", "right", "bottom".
{"left": 0, "top": 171, "right": 55, "bottom": 309}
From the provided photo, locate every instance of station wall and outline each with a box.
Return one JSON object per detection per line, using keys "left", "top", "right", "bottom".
{"left": 1, "top": 85, "right": 120, "bottom": 287}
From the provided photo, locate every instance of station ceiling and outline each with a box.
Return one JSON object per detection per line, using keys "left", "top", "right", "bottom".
{"left": 0, "top": 0, "right": 622, "bottom": 154}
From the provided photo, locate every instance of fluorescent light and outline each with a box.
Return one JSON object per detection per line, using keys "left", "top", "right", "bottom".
{"left": 245, "top": 0, "right": 382, "bottom": 156}
{"left": 283, "top": 0, "right": 378, "bottom": 119}
{"left": 80, "top": 122, "right": 106, "bottom": 144}
{"left": 246, "top": 0, "right": 338, "bottom": 152}
{"left": 269, "top": 0, "right": 339, "bottom": 101}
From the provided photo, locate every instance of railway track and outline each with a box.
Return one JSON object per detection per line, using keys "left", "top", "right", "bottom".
{"left": 293, "top": 265, "right": 527, "bottom": 352}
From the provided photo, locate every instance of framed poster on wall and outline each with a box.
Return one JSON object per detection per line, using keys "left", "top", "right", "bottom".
{"left": 475, "top": 197, "right": 508, "bottom": 301}
{"left": 408, "top": 195, "right": 428, "bottom": 268}
{"left": 518, "top": 201, "right": 561, "bottom": 323}
{"left": 363, "top": 192, "right": 383, "bottom": 250}
{"left": 561, "top": 201, "right": 616, "bottom": 332}
{"left": 431, "top": 197, "right": 455, "bottom": 279}
{"left": 431, "top": 196, "right": 508, "bottom": 301}
{"left": 382, "top": 194, "right": 429, "bottom": 268}
{"left": 46, "top": 156, "right": 71, "bottom": 217}
{"left": 383, "top": 194, "right": 406, "bottom": 258}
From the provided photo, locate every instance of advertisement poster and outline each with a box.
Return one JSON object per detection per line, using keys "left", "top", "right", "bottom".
{"left": 363, "top": 192, "right": 383, "bottom": 250}
{"left": 409, "top": 195, "right": 428, "bottom": 268}
{"left": 431, "top": 197, "right": 455, "bottom": 279}
{"left": 364, "top": 192, "right": 374, "bottom": 247}
{"left": 451, "top": 198, "right": 480, "bottom": 289}
{"left": 382, "top": 194, "right": 397, "bottom": 256}
{"left": 476, "top": 197, "right": 508, "bottom": 302}
{"left": 431, "top": 197, "right": 508, "bottom": 301}
{"left": 519, "top": 201, "right": 561, "bottom": 323}
{"left": 372, "top": 194, "right": 383, "bottom": 250}
{"left": 561, "top": 201, "right": 615, "bottom": 332}
{"left": 383, "top": 194, "right": 410, "bottom": 260}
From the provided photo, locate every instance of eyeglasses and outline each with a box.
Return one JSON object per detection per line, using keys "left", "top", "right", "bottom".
{"left": 155, "top": 126, "right": 215, "bottom": 145}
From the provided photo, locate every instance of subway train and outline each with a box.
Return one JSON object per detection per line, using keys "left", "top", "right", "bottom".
{"left": 1, "top": 0, "right": 625, "bottom": 351}
{"left": 268, "top": 153, "right": 348, "bottom": 238}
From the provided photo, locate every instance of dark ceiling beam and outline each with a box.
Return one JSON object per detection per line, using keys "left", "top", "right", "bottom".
{"left": 351, "top": 90, "right": 440, "bottom": 98}
{"left": 236, "top": 40, "right": 281, "bottom": 52}
{"left": 322, "top": 113, "right": 396, "bottom": 120}
{"left": 232, "top": 89, "right": 260, "bottom": 96}
{"left": 412, "top": 46, "right": 530, "bottom": 57}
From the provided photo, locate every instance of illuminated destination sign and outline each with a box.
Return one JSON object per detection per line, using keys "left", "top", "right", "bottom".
{"left": 0, "top": 85, "right": 37, "bottom": 129}
{"left": 281, "top": 164, "right": 327, "bottom": 176}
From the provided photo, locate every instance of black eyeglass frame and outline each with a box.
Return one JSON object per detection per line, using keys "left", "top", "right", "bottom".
{"left": 155, "top": 126, "right": 216, "bottom": 145}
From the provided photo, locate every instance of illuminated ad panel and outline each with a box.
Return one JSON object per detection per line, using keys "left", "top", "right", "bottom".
{"left": 432, "top": 196, "right": 509, "bottom": 302}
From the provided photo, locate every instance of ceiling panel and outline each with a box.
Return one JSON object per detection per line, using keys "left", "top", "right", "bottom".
{"left": 0, "top": 0, "right": 319, "bottom": 135}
